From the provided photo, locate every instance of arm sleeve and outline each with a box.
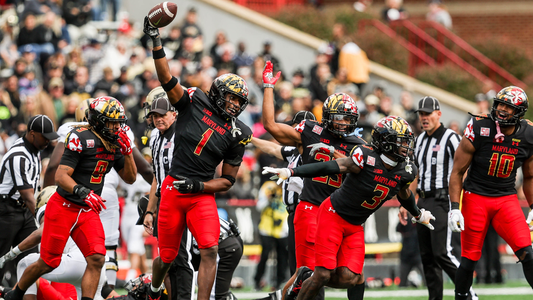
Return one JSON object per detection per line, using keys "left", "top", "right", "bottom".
{"left": 292, "top": 160, "right": 341, "bottom": 178}
{"left": 398, "top": 191, "right": 421, "bottom": 217}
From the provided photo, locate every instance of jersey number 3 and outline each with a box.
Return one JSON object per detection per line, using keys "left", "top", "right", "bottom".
{"left": 362, "top": 184, "right": 389, "bottom": 209}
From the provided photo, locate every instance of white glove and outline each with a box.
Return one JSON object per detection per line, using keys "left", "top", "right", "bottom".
{"left": 449, "top": 209, "right": 465, "bottom": 232}
{"left": 262, "top": 167, "right": 292, "bottom": 185}
{"left": 0, "top": 247, "right": 20, "bottom": 268}
{"left": 526, "top": 209, "right": 533, "bottom": 231}
{"left": 411, "top": 208, "right": 436, "bottom": 230}
{"left": 307, "top": 143, "right": 335, "bottom": 156}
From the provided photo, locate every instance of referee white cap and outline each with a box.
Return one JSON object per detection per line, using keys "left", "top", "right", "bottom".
{"left": 416, "top": 96, "right": 441, "bottom": 113}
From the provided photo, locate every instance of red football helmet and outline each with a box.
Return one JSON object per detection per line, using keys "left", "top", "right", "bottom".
{"left": 491, "top": 86, "right": 528, "bottom": 126}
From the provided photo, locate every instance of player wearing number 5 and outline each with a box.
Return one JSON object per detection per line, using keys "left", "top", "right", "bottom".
{"left": 4, "top": 96, "right": 137, "bottom": 300}
{"left": 143, "top": 17, "right": 252, "bottom": 300}
{"left": 263, "top": 116, "right": 435, "bottom": 300}
{"left": 449, "top": 86, "right": 533, "bottom": 300}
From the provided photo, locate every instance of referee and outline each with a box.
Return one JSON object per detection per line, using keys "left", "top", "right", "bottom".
{"left": 400, "top": 97, "right": 476, "bottom": 300}
{"left": 0, "top": 115, "right": 58, "bottom": 283}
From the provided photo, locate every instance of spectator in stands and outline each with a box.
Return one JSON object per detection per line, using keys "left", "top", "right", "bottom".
{"left": 46, "top": 77, "right": 67, "bottom": 123}
{"left": 400, "top": 90, "right": 417, "bottom": 126}
{"left": 448, "top": 120, "right": 461, "bottom": 135}
{"left": 180, "top": 7, "right": 203, "bottom": 53}
{"left": 234, "top": 41, "right": 255, "bottom": 68}
{"left": 474, "top": 92, "right": 490, "bottom": 114}
{"left": 327, "top": 67, "right": 358, "bottom": 97}
{"left": 57, "top": 94, "right": 81, "bottom": 126}
{"left": 363, "top": 94, "right": 383, "bottom": 125}
{"left": 83, "top": 39, "right": 105, "bottom": 82}
{"left": 215, "top": 43, "right": 237, "bottom": 74}
{"left": 0, "top": 16, "right": 19, "bottom": 69}
{"left": 338, "top": 39, "right": 369, "bottom": 95}
{"left": 199, "top": 56, "right": 217, "bottom": 79}
{"left": 426, "top": 0, "right": 452, "bottom": 30}
{"left": 259, "top": 40, "right": 282, "bottom": 75}
{"left": 308, "top": 63, "right": 331, "bottom": 118}
{"left": 353, "top": 0, "right": 373, "bottom": 12}
{"left": 64, "top": 65, "right": 92, "bottom": 100}
{"left": 381, "top": 0, "right": 408, "bottom": 23}
{"left": 17, "top": 13, "right": 55, "bottom": 60}
{"left": 93, "top": 66, "right": 117, "bottom": 96}
{"left": 162, "top": 25, "right": 182, "bottom": 58}
{"left": 36, "top": 11, "right": 63, "bottom": 53}
{"left": 62, "top": 0, "right": 93, "bottom": 27}
{"left": 20, "top": 46, "right": 44, "bottom": 83}
{"left": 209, "top": 30, "right": 229, "bottom": 67}
{"left": 100, "top": 0, "right": 120, "bottom": 21}
{"left": 63, "top": 48, "right": 84, "bottom": 83}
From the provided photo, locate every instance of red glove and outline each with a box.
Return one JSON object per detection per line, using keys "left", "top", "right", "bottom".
{"left": 262, "top": 61, "right": 281, "bottom": 88}
{"left": 117, "top": 129, "right": 133, "bottom": 155}
{"left": 84, "top": 191, "right": 106, "bottom": 214}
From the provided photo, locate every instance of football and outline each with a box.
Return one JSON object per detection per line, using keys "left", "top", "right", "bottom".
{"left": 147, "top": 2, "right": 178, "bottom": 28}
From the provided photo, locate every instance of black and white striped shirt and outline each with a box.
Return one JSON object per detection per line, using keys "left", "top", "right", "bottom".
{"left": 149, "top": 126, "right": 176, "bottom": 192}
{"left": 0, "top": 137, "right": 41, "bottom": 200}
{"left": 414, "top": 124, "right": 461, "bottom": 192}
{"left": 281, "top": 146, "right": 303, "bottom": 206}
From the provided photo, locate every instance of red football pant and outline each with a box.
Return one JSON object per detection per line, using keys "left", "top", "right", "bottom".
{"left": 158, "top": 176, "right": 220, "bottom": 264}
{"left": 461, "top": 191, "right": 531, "bottom": 261}
{"left": 40, "top": 193, "right": 106, "bottom": 268}
{"left": 294, "top": 200, "right": 320, "bottom": 270}
{"left": 314, "top": 198, "right": 365, "bottom": 273}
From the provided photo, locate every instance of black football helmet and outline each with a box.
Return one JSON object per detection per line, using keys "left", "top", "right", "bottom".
{"left": 208, "top": 73, "right": 249, "bottom": 120}
{"left": 124, "top": 273, "right": 158, "bottom": 300}
{"left": 87, "top": 96, "right": 127, "bottom": 142}
{"left": 322, "top": 93, "right": 359, "bottom": 137}
{"left": 371, "top": 116, "right": 414, "bottom": 162}
{"left": 490, "top": 86, "right": 528, "bottom": 126}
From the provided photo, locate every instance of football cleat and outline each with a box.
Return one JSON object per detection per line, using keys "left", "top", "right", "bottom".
{"left": 285, "top": 266, "right": 313, "bottom": 300}
{"left": 145, "top": 287, "right": 161, "bottom": 300}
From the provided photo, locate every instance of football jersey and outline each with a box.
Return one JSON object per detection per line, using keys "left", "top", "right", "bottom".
{"left": 463, "top": 116, "right": 533, "bottom": 196}
{"left": 169, "top": 87, "right": 252, "bottom": 181}
{"left": 57, "top": 127, "right": 126, "bottom": 206}
{"left": 295, "top": 120, "right": 365, "bottom": 206}
{"left": 331, "top": 144, "right": 417, "bottom": 225}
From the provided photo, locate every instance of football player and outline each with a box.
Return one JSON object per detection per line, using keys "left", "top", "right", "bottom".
{"left": 143, "top": 17, "right": 252, "bottom": 300}
{"left": 5, "top": 96, "right": 137, "bottom": 300}
{"left": 449, "top": 86, "right": 533, "bottom": 299}
{"left": 261, "top": 61, "right": 365, "bottom": 300}
{"left": 263, "top": 116, "right": 435, "bottom": 300}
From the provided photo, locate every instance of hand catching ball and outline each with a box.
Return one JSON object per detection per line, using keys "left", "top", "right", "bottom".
{"left": 147, "top": 2, "right": 178, "bottom": 28}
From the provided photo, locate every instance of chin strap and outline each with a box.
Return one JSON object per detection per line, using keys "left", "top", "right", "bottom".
{"left": 380, "top": 154, "right": 398, "bottom": 167}
{"left": 230, "top": 117, "right": 242, "bottom": 138}
{"left": 494, "top": 121, "right": 505, "bottom": 143}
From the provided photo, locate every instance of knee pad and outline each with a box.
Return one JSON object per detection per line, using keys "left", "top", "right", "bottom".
{"left": 460, "top": 257, "right": 477, "bottom": 272}
{"left": 515, "top": 246, "right": 533, "bottom": 263}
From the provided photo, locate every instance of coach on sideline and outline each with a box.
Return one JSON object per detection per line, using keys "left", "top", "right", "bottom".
{"left": 0, "top": 115, "right": 59, "bottom": 283}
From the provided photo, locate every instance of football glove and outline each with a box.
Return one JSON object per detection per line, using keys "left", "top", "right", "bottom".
{"left": 262, "top": 61, "right": 281, "bottom": 89}
{"left": 0, "top": 247, "right": 20, "bottom": 268}
{"left": 117, "top": 129, "right": 133, "bottom": 155}
{"left": 448, "top": 209, "right": 464, "bottom": 232}
{"left": 143, "top": 16, "right": 160, "bottom": 40}
{"left": 74, "top": 185, "right": 106, "bottom": 213}
{"left": 411, "top": 208, "right": 436, "bottom": 230}
{"left": 307, "top": 142, "right": 335, "bottom": 156}
{"left": 526, "top": 208, "right": 533, "bottom": 231}
{"left": 173, "top": 176, "right": 204, "bottom": 194}
{"left": 262, "top": 167, "right": 292, "bottom": 185}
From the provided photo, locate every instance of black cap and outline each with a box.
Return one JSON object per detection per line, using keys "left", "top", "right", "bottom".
{"left": 136, "top": 195, "right": 150, "bottom": 225}
{"left": 28, "top": 115, "right": 59, "bottom": 140}
{"left": 283, "top": 110, "right": 316, "bottom": 125}
{"left": 147, "top": 97, "right": 174, "bottom": 116}
{"left": 416, "top": 96, "right": 440, "bottom": 113}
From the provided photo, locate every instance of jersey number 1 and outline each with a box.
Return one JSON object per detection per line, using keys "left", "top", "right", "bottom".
{"left": 194, "top": 129, "right": 214, "bottom": 156}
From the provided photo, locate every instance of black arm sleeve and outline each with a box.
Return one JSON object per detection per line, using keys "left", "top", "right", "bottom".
{"left": 292, "top": 160, "right": 341, "bottom": 178}
{"left": 398, "top": 191, "right": 421, "bottom": 218}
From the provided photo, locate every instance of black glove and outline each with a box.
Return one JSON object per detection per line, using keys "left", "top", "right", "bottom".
{"left": 73, "top": 184, "right": 90, "bottom": 199}
{"left": 143, "top": 16, "right": 161, "bottom": 47}
{"left": 173, "top": 176, "right": 204, "bottom": 194}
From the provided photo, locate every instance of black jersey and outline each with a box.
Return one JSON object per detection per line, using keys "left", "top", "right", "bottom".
{"left": 169, "top": 87, "right": 252, "bottom": 181}
{"left": 463, "top": 116, "right": 533, "bottom": 196}
{"left": 331, "top": 144, "right": 417, "bottom": 225}
{"left": 57, "top": 127, "right": 125, "bottom": 206}
{"left": 295, "top": 120, "right": 365, "bottom": 206}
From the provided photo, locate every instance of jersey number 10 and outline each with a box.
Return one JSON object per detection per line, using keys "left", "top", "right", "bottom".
{"left": 488, "top": 153, "right": 515, "bottom": 178}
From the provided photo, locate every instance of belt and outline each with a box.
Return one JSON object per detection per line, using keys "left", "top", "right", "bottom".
{"left": 219, "top": 230, "right": 234, "bottom": 243}
{"left": 418, "top": 188, "right": 448, "bottom": 199}
{"left": 0, "top": 194, "right": 26, "bottom": 208}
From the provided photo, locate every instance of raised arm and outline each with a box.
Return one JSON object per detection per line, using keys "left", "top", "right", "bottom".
{"left": 251, "top": 137, "right": 284, "bottom": 160}
{"left": 143, "top": 17, "right": 184, "bottom": 104}
{"left": 262, "top": 61, "right": 302, "bottom": 146}
{"left": 449, "top": 138, "right": 475, "bottom": 206}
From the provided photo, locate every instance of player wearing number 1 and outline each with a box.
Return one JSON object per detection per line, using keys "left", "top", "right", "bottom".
{"left": 4, "top": 96, "right": 137, "bottom": 300}
{"left": 143, "top": 17, "right": 252, "bottom": 300}
{"left": 449, "top": 86, "right": 533, "bottom": 300}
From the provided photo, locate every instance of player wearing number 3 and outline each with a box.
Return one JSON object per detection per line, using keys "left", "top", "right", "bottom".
{"left": 143, "top": 17, "right": 252, "bottom": 300}
{"left": 263, "top": 116, "right": 435, "bottom": 300}
{"left": 449, "top": 86, "right": 533, "bottom": 300}
{"left": 4, "top": 96, "right": 137, "bottom": 300}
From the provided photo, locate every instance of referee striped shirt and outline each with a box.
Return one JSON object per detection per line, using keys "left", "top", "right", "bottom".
{"left": 149, "top": 125, "right": 175, "bottom": 192}
{"left": 280, "top": 146, "right": 302, "bottom": 206}
{"left": 414, "top": 124, "right": 461, "bottom": 192}
{"left": 0, "top": 137, "right": 41, "bottom": 200}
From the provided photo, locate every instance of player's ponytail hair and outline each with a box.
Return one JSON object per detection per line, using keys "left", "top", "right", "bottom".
{"left": 74, "top": 124, "right": 119, "bottom": 152}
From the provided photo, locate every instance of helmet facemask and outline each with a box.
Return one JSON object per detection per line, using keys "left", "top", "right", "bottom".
{"left": 208, "top": 74, "right": 249, "bottom": 120}
{"left": 372, "top": 116, "right": 414, "bottom": 162}
{"left": 322, "top": 93, "right": 359, "bottom": 137}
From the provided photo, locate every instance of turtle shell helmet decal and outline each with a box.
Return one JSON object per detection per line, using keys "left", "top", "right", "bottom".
{"left": 88, "top": 96, "right": 127, "bottom": 142}
{"left": 491, "top": 86, "right": 528, "bottom": 126}
{"left": 208, "top": 73, "right": 249, "bottom": 120}
{"left": 322, "top": 93, "right": 359, "bottom": 137}
{"left": 371, "top": 116, "right": 414, "bottom": 162}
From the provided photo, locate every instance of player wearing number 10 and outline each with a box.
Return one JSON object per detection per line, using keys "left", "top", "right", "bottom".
{"left": 143, "top": 17, "right": 252, "bottom": 300}
{"left": 449, "top": 86, "right": 533, "bottom": 299}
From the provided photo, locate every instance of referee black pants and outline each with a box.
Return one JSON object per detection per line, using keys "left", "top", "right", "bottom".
{"left": 214, "top": 235, "right": 243, "bottom": 299}
{"left": 416, "top": 196, "right": 460, "bottom": 300}
{"left": 168, "top": 227, "right": 194, "bottom": 300}
{"left": 0, "top": 203, "right": 38, "bottom": 285}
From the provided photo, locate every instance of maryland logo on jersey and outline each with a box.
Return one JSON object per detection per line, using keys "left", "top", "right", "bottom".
{"left": 239, "top": 134, "right": 252, "bottom": 146}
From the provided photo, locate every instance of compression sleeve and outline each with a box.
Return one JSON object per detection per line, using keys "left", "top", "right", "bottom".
{"left": 398, "top": 191, "right": 421, "bottom": 218}
{"left": 292, "top": 160, "right": 341, "bottom": 178}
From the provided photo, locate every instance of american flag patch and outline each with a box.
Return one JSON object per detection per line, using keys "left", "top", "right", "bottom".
{"left": 312, "top": 125, "right": 323, "bottom": 135}
{"left": 87, "top": 139, "right": 94, "bottom": 148}
{"left": 367, "top": 156, "right": 375, "bottom": 166}
{"left": 432, "top": 144, "right": 440, "bottom": 151}
{"left": 164, "top": 142, "right": 172, "bottom": 149}
{"left": 480, "top": 127, "right": 490, "bottom": 137}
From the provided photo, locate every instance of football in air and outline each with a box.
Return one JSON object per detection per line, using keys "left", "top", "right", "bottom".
{"left": 147, "top": 2, "right": 178, "bottom": 28}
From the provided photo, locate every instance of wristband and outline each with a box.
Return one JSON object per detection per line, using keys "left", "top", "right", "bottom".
{"left": 12, "top": 246, "right": 21, "bottom": 255}
{"left": 263, "top": 83, "right": 275, "bottom": 89}
{"left": 152, "top": 47, "right": 166, "bottom": 59}
{"left": 451, "top": 202, "right": 460, "bottom": 210}
{"left": 145, "top": 211, "right": 154, "bottom": 217}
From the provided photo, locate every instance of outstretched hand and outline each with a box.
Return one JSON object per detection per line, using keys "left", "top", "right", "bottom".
{"left": 412, "top": 208, "right": 436, "bottom": 230}
{"left": 262, "top": 61, "right": 281, "bottom": 88}
{"left": 262, "top": 167, "right": 292, "bottom": 185}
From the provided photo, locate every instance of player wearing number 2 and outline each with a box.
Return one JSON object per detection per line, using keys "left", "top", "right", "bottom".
{"left": 143, "top": 17, "right": 252, "bottom": 300}
{"left": 4, "top": 96, "right": 137, "bottom": 300}
{"left": 263, "top": 116, "right": 435, "bottom": 300}
{"left": 449, "top": 86, "right": 533, "bottom": 299}
{"left": 261, "top": 61, "right": 365, "bottom": 300}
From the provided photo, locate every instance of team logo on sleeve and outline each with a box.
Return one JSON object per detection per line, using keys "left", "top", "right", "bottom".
{"left": 239, "top": 135, "right": 252, "bottom": 146}
{"left": 294, "top": 120, "right": 306, "bottom": 133}
{"left": 312, "top": 125, "right": 323, "bottom": 135}
{"left": 480, "top": 127, "right": 490, "bottom": 137}
{"left": 66, "top": 132, "right": 83, "bottom": 153}
{"left": 464, "top": 120, "right": 475, "bottom": 142}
